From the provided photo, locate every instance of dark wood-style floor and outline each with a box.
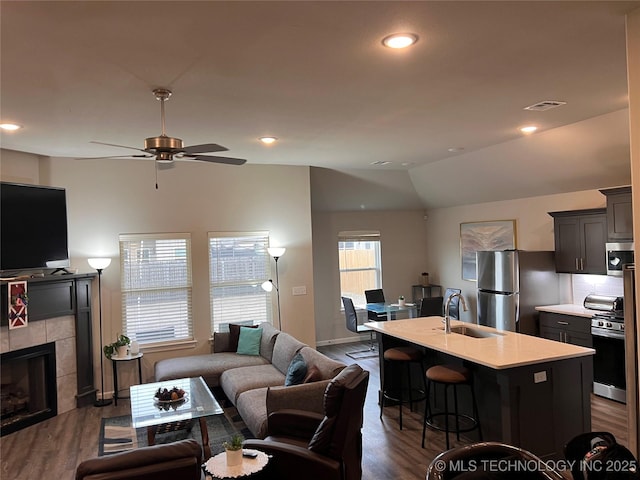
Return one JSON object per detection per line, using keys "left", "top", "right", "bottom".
{"left": 0, "top": 341, "right": 629, "bottom": 480}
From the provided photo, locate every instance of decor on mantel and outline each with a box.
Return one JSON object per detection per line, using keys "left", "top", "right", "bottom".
{"left": 8, "top": 281, "right": 28, "bottom": 329}
{"left": 460, "top": 220, "right": 516, "bottom": 281}
{"left": 88, "top": 257, "right": 112, "bottom": 407}
{"left": 261, "top": 247, "right": 285, "bottom": 330}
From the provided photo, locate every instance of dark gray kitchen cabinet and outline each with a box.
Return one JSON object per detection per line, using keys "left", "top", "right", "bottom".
{"left": 539, "top": 311, "right": 592, "bottom": 348}
{"left": 549, "top": 208, "right": 607, "bottom": 274}
{"left": 600, "top": 186, "right": 633, "bottom": 242}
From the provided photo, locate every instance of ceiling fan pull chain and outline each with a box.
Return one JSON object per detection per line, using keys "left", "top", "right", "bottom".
{"left": 155, "top": 161, "right": 159, "bottom": 190}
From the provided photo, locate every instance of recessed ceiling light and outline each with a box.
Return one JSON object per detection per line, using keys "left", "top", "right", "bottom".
{"left": 0, "top": 123, "right": 22, "bottom": 131}
{"left": 520, "top": 125, "right": 538, "bottom": 134}
{"left": 382, "top": 33, "right": 418, "bottom": 49}
{"left": 448, "top": 147, "right": 465, "bottom": 153}
{"left": 259, "top": 136, "right": 277, "bottom": 144}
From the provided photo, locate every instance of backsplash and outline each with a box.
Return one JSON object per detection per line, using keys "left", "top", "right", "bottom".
{"left": 572, "top": 274, "right": 624, "bottom": 305}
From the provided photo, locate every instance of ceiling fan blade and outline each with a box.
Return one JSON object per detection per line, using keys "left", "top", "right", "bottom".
{"left": 185, "top": 154, "right": 247, "bottom": 166}
{"left": 90, "top": 140, "right": 147, "bottom": 153}
{"left": 182, "top": 143, "right": 229, "bottom": 154}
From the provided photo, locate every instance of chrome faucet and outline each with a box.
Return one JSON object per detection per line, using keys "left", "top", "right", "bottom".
{"left": 444, "top": 292, "right": 468, "bottom": 334}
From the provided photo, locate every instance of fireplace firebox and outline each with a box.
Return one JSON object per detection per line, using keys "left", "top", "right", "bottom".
{"left": 1, "top": 342, "right": 57, "bottom": 436}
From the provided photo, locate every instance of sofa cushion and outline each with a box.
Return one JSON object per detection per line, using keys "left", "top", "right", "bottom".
{"left": 237, "top": 327, "right": 262, "bottom": 355}
{"left": 298, "top": 346, "right": 346, "bottom": 380}
{"left": 228, "top": 323, "right": 259, "bottom": 351}
{"left": 235, "top": 387, "right": 270, "bottom": 438}
{"left": 221, "top": 364, "right": 286, "bottom": 403}
{"left": 284, "top": 352, "right": 307, "bottom": 386}
{"left": 257, "top": 322, "right": 279, "bottom": 363}
{"left": 154, "top": 353, "right": 269, "bottom": 388}
{"left": 271, "top": 333, "right": 307, "bottom": 375}
{"left": 304, "top": 365, "right": 323, "bottom": 383}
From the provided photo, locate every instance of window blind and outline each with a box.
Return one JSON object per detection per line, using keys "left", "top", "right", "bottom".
{"left": 119, "top": 233, "right": 193, "bottom": 345}
{"left": 208, "top": 232, "right": 272, "bottom": 333}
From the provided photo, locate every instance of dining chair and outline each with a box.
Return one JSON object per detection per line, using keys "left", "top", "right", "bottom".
{"left": 418, "top": 296, "right": 444, "bottom": 317}
{"left": 341, "top": 296, "right": 375, "bottom": 357}
{"left": 443, "top": 288, "right": 462, "bottom": 319}
{"left": 365, "top": 289, "right": 391, "bottom": 321}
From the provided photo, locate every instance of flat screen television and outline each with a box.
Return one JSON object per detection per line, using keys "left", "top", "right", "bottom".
{"left": 0, "top": 182, "right": 70, "bottom": 273}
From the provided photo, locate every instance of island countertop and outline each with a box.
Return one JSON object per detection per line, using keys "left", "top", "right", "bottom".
{"left": 364, "top": 317, "right": 594, "bottom": 370}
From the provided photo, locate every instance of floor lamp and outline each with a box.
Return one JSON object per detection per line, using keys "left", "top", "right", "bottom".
{"left": 88, "top": 257, "right": 112, "bottom": 407}
{"left": 262, "top": 247, "right": 285, "bottom": 330}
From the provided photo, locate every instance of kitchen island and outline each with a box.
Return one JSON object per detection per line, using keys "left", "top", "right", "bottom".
{"left": 365, "top": 317, "right": 595, "bottom": 459}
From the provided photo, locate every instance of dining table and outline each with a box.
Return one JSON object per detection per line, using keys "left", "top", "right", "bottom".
{"left": 365, "top": 302, "right": 418, "bottom": 321}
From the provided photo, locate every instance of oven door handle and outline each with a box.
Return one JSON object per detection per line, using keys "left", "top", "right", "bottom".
{"left": 591, "top": 327, "right": 625, "bottom": 340}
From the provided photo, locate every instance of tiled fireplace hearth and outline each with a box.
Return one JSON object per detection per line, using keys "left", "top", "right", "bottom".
{"left": 0, "top": 315, "right": 78, "bottom": 435}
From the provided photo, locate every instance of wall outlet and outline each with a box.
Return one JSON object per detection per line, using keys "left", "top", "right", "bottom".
{"left": 292, "top": 286, "right": 307, "bottom": 296}
{"left": 534, "top": 371, "right": 547, "bottom": 383}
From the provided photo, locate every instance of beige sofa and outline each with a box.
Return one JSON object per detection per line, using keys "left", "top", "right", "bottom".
{"left": 154, "top": 322, "right": 346, "bottom": 438}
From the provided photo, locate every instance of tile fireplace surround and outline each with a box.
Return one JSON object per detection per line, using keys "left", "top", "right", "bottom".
{"left": 0, "top": 315, "right": 78, "bottom": 416}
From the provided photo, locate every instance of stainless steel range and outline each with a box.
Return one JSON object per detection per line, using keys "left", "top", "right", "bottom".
{"left": 584, "top": 294, "right": 626, "bottom": 403}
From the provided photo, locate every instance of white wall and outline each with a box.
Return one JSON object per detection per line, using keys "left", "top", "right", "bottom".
{"left": 424, "top": 189, "right": 613, "bottom": 320}
{"left": 312, "top": 209, "right": 429, "bottom": 344}
{"left": 1, "top": 150, "right": 316, "bottom": 390}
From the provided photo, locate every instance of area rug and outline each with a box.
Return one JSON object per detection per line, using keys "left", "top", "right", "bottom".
{"left": 99, "top": 403, "right": 253, "bottom": 456}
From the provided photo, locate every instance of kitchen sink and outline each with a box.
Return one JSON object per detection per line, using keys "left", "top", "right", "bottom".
{"left": 438, "top": 325, "right": 505, "bottom": 338}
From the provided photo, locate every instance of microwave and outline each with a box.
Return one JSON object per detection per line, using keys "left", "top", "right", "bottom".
{"left": 606, "top": 242, "right": 634, "bottom": 276}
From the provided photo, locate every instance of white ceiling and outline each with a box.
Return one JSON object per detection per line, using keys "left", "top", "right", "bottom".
{"left": 1, "top": 1, "right": 638, "bottom": 209}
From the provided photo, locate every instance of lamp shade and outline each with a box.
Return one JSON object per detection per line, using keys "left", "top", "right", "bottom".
{"left": 267, "top": 247, "right": 286, "bottom": 258}
{"left": 261, "top": 280, "right": 274, "bottom": 292}
{"left": 88, "top": 257, "right": 111, "bottom": 270}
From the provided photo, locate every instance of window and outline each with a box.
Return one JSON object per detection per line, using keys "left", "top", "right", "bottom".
{"left": 338, "top": 231, "right": 382, "bottom": 306}
{"left": 208, "top": 232, "right": 272, "bottom": 333}
{"left": 119, "top": 233, "right": 193, "bottom": 346}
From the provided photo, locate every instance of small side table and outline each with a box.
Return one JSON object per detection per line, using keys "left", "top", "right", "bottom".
{"left": 111, "top": 352, "right": 143, "bottom": 405}
{"left": 203, "top": 449, "right": 269, "bottom": 479}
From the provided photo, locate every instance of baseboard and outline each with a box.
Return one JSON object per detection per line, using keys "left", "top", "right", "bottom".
{"left": 316, "top": 335, "right": 369, "bottom": 347}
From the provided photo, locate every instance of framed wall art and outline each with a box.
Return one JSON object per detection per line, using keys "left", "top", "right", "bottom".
{"left": 460, "top": 220, "right": 516, "bottom": 281}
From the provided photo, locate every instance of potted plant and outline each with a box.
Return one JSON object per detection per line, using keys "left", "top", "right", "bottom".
{"left": 103, "top": 334, "right": 130, "bottom": 359}
{"left": 223, "top": 433, "right": 244, "bottom": 466}
{"left": 398, "top": 295, "right": 406, "bottom": 307}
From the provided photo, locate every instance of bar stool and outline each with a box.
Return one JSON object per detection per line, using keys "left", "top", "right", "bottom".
{"left": 422, "top": 363, "right": 482, "bottom": 449}
{"left": 379, "top": 346, "right": 425, "bottom": 430}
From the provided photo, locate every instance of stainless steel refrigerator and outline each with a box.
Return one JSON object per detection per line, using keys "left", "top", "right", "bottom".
{"left": 623, "top": 264, "right": 640, "bottom": 458}
{"left": 476, "top": 250, "right": 559, "bottom": 334}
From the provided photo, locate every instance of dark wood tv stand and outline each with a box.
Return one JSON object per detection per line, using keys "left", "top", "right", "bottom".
{"left": 1, "top": 273, "right": 98, "bottom": 407}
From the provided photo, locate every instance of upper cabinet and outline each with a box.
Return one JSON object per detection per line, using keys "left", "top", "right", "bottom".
{"left": 549, "top": 208, "right": 607, "bottom": 274}
{"left": 600, "top": 186, "right": 633, "bottom": 242}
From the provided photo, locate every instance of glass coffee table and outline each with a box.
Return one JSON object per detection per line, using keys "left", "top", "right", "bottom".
{"left": 130, "top": 376, "right": 223, "bottom": 458}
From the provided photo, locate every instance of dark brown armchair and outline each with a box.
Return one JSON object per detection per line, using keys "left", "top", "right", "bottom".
{"left": 426, "top": 441, "right": 565, "bottom": 480}
{"left": 75, "top": 439, "right": 203, "bottom": 480}
{"left": 243, "top": 363, "right": 370, "bottom": 480}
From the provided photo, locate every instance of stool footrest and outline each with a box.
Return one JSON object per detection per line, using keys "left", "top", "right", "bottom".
{"left": 425, "top": 412, "right": 479, "bottom": 434}
{"left": 382, "top": 388, "right": 426, "bottom": 404}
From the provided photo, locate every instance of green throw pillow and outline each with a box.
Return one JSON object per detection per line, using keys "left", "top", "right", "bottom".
{"left": 237, "top": 326, "right": 262, "bottom": 356}
{"left": 285, "top": 352, "right": 308, "bottom": 386}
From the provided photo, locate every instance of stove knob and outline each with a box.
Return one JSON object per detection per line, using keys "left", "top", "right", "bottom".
{"left": 606, "top": 322, "right": 612, "bottom": 328}
{"left": 598, "top": 321, "right": 604, "bottom": 327}
{"left": 621, "top": 324, "right": 625, "bottom": 330}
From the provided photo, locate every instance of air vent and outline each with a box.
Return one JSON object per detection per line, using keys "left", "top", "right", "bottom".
{"left": 370, "top": 161, "right": 392, "bottom": 166}
{"left": 523, "top": 100, "right": 566, "bottom": 111}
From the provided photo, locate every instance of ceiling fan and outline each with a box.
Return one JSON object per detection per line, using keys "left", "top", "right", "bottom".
{"left": 88, "top": 88, "right": 247, "bottom": 167}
